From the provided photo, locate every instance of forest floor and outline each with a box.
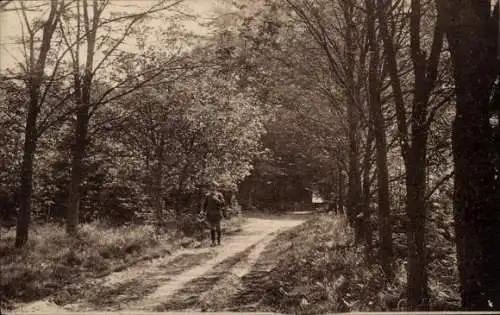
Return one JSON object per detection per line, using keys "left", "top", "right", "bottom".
{"left": 9, "top": 213, "right": 309, "bottom": 314}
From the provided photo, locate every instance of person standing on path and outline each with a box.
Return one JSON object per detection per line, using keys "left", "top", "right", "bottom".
{"left": 201, "top": 189, "right": 228, "bottom": 246}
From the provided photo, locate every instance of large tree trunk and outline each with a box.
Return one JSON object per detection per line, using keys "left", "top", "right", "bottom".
{"left": 405, "top": 135, "right": 429, "bottom": 309}
{"left": 15, "top": 0, "right": 62, "bottom": 247}
{"left": 15, "top": 99, "right": 39, "bottom": 247}
{"left": 66, "top": 0, "right": 97, "bottom": 236}
{"left": 405, "top": 57, "right": 434, "bottom": 310}
{"left": 367, "top": 0, "right": 393, "bottom": 278}
{"left": 443, "top": 0, "right": 500, "bottom": 309}
{"left": 346, "top": 92, "right": 362, "bottom": 235}
{"left": 446, "top": 2, "right": 500, "bottom": 307}
{"left": 344, "top": 4, "right": 363, "bottom": 238}
{"left": 452, "top": 89, "right": 499, "bottom": 309}
{"left": 67, "top": 106, "right": 88, "bottom": 235}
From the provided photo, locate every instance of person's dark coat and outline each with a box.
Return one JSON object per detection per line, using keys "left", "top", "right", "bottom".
{"left": 203, "top": 192, "right": 226, "bottom": 224}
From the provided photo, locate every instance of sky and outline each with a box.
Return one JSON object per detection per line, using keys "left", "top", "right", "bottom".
{"left": 0, "top": 0, "right": 229, "bottom": 70}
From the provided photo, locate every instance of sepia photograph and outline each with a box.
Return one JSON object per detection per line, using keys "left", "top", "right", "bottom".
{"left": 0, "top": 0, "right": 499, "bottom": 314}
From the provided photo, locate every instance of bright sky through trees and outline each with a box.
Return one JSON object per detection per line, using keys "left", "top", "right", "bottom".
{"left": 0, "top": 0, "right": 227, "bottom": 70}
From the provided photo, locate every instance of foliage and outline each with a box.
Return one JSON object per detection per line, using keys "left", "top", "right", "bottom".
{"left": 0, "top": 82, "right": 25, "bottom": 223}
{"left": 0, "top": 0, "right": 268, "bottom": 226}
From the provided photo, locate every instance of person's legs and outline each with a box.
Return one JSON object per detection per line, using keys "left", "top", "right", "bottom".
{"left": 216, "top": 220, "right": 222, "bottom": 245}
{"left": 209, "top": 221, "right": 216, "bottom": 246}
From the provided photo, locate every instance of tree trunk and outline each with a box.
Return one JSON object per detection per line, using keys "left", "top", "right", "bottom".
{"left": 374, "top": 115, "right": 393, "bottom": 279}
{"left": 337, "top": 159, "right": 345, "bottom": 214}
{"left": 153, "top": 143, "right": 164, "bottom": 227}
{"left": 406, "top": 59, "right": 433, "bottom": 310}
{"left": 67, "top": 107, "right": 88, "bottom": 236}
{"left": 248, "top": 182, "right": 254, "bottom": 209}
{"left": 405, "top": 135, "right": 429, "bottom": 309}
{"left": 174, "top": 163, "right": 191, "bottom": 232}
{"left": 344, "top": 3, "right": 362, "bottom": 235}
{"left": 66, "top": 0, "right": 97, "bottom": 236}
{"left": 452, "top": 92, "right": 499, "bottom": 309}
{"left": 15, "top": 0, "right": 61, "bottom": 247}
{"left": 442, "top": 0, "right": 500, "bottom": 308}
{"left": 361, "top": 124, "right": 374, "bottom": 251}
{"left": 377, "top": 0, "right": 444, "bottom": 307}
{"left": 15, "top": 100, "right": 39, "bottom": 247}
{"left": 367, "top": 0, "right": 393, "bottom": 278}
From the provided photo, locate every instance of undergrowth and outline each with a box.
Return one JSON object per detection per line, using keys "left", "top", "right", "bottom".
{"left": 0, "top": 222, "right": 171, "bottom": 310}
{"left": 256, "top": 213, "right": 459, "bottom": 314}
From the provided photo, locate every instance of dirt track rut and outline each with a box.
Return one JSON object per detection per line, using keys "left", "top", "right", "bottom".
{"left": 12, "top": 216, "right": 306, "bottom": 313}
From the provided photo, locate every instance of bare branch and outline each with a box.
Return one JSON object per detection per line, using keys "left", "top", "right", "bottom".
{"left": 425, "top": 93, "right": 453, "bottom": 129}
{"left": 18, "top": 0, "right": 33, "bottom": 36}
{"left": 36, "top": 96, "right": 75, "bottom": 136}
{"left": 92, "top": 62, "right": 191, "bottom": 111}
{"left": 376, "top": 0, "right": 409, "bottom": 158}
{"left": 425, "top": 0, "right": 445, "bottom": 89}
{"left": 425, "top": 170, "right": 454, "bottom": 202}
{"left": 91, "top": 13, "right": 142, "bottom": 76}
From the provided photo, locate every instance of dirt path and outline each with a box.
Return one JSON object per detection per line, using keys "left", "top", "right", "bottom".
{"left": 12, "top": 216, "right": 306, "bottom": 314}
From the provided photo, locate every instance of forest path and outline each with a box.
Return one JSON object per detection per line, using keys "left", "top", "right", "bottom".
{"left": 12, "top": 214, "right": 308, "bottom": 314}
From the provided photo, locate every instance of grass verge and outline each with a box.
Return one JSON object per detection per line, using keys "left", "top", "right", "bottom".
{"left": 0, "top": 215, "right": 245, "bottom": 311}
{"left": 243, "top": 213, "right": 459, "bottom": 314}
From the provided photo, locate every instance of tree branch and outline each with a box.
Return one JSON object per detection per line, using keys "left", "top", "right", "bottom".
{"left": 425, "top": 170, "right": 454, "bottom": 202}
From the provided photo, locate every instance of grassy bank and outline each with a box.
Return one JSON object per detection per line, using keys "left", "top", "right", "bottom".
{"left": 0, "top": 215, "right": 245, "bottom": 310}
{"left": 251, "top": 214, "right": 459, "bottom": 314}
